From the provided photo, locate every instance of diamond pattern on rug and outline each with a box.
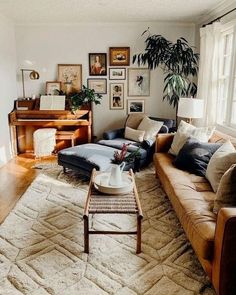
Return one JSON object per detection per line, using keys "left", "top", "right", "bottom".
{"left": 0, "top": 165, "right": 216, "bottom": 294}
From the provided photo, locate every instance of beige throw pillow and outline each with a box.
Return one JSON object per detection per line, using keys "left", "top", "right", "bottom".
{"left": 169, "top": 120, "right": 215, "bottom": 156}
{"left": 124, "top": 126, "right": 145, "bottom": 143}
{"left": 206, "top": 141, "right": 236, "bottom": 192}
{"left": 137, "top": 116, "right": 163, "bottom": 141}
{"left": 213, "top": 164, "right": 236, "bottom": 213}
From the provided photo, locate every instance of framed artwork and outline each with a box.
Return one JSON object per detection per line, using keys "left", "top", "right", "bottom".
{"left": 128, "top": 68, "right": 150, "bottom": 96}
{"left": 46, "top": 81, "right": 61, "bottom": 95}
{"left": 89, "top": 53, "right": 107, "bottom": 76}
{"left": 58, "top": 64, "right": 82, "bottom": 94}
{"left": 109, "top": 47, "right": 130, "bottom": 66}
{"left": 110, "top": 83, "right": 124, "bottom": 110}
{"left": 109, "top": 68, "right": 126, "bottom": 80}
{"left": 127, "top": 99, "right": 145, "bottom": 114}
{"left": 87, "top": 78, "right": 107, "bottom": 94}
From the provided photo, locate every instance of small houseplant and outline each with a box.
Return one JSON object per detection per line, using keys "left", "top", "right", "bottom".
{"left": 69, "top": 85, "right": 102, "bottom": 112}
{"left": 56, "top": 85, "right": 102, "bottom": 113}
{"left": 133, "top": 29, "right": 199, "bottom": 123}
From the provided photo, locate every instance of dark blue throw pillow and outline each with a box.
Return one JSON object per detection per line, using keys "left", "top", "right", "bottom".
{"left": 174, "top": 137, "right": 222, "bottom": 177}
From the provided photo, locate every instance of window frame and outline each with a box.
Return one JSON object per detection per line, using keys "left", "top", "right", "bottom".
{"left": 218, "top": 22, "right": 236, "bottom": 129}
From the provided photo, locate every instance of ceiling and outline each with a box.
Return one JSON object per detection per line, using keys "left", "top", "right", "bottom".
{"left": 0, "top": 0, "right": 227, "bottom": 24}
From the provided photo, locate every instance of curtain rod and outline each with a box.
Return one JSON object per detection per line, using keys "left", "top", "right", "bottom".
{"left": 202, "top": 7, "right": 236, "bottom": 27}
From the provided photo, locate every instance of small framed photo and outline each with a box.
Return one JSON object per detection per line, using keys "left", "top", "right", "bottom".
{"left": 87, "top": 78, "right": 107, "bottom": 94}
{"left": 46, "top": 81, "right": 61, "bottom": 95}
{"left": 58, "top": 64, "right": 82, "bottom": 94}
{"left": 127, "top": 99, "right": 145, "bottom": 114}
{"left": 109, "top": 68, "right": 126, "bottom": 80}
{"left": 128, "top": 68, "right": 150, "bottom": 96}
{"left": 110, "top": 83, "right": 124, "bottom": 110}
{"left": 89, "top": 53, "right": 107, "bottom": 76}
{"left": 109, "top": 47, "right": 130, "bottom": 66}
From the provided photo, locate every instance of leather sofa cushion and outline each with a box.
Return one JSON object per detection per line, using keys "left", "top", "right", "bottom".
{"left": 154, "top": 152, "right": 216, "bottom": 260}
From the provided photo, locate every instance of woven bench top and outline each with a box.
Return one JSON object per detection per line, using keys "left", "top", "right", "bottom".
{"left": 84, "top": 169, "right": 143, "bottom": 217}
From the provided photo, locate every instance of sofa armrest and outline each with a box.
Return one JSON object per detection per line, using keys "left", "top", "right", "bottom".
{"left": 159, "top": 125, "right": 169, "bottom": 134}
{"left": 212, "top": 208, "right": 236, "bottom": 295}
{"left": 155, "top": 133, "right": 175, "bottom": 153}
{"left": 103, "top": 128, "right": 125, "bottom": 140}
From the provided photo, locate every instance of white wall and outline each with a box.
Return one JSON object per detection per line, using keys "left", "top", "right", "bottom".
{"left": 15, "top": 22, "right": 195, "bottom": 137}
{"left": 0, "top": 14, "right": 17, "bottom": 167}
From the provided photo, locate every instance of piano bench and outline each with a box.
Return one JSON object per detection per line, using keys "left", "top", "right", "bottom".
{"left": 56, "top": 130, "right": 79, "bottom": 147}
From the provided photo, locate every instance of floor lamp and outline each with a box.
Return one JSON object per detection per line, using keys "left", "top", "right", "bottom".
{"left": 177, "top": 97, "right": 204, "bottom": 125}
{"left": 21, "top": 69, "right": 40, "bottom": 99}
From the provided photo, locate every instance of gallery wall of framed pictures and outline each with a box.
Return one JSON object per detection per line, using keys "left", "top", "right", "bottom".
{"left": 44, "top": 45, "right": 151, "bottom": 115}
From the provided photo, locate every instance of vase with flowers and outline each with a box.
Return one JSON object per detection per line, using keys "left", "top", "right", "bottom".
{"left": 109, "top": 144, "right": 141, "bottom": 186}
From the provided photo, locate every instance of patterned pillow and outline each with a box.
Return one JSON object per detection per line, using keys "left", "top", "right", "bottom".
{"left": 169, "top": 120, "right": 215, "bottom": 156}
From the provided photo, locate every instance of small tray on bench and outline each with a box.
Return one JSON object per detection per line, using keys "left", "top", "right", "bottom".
{"left": 94, "top": 172, "right": 134, "bottom": 195}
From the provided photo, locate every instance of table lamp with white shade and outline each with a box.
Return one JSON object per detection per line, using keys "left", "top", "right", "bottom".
{"left": 177, "top": 97, "right": 204, "bottom": 125}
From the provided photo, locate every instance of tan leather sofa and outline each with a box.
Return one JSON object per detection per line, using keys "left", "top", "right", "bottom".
{"left": 153, "top": 131, "right": 236, "bottom": 295}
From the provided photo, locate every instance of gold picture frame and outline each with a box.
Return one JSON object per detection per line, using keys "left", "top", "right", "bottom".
{"left": 109, "top": 47, "right": 130, "bottom": 66}
{"left": 58, "top": 64, "right": 82, "bottom": 94}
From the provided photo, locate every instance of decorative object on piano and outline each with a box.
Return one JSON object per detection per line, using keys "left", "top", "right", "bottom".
{"left": 16, "top": 99, "right": 35, "bottom": 110}
{"left": 58, "top": 64, "right": 82, "bottom": 95}
{"left": 70, "top": 85, "right": 102, "bottom": 112}
{"left": 109, "top": 68, "right": 126, "bottom": 80}
{"left": 46, "top": 81, "right": 61, "bottom": 95}
{"left": 40, "top": 95, "right": 66, "bottom": 110}
{"left": 127, "top": 68, "right": 150, "bottom": 96}
{"left": 110, "top": 83, "right": 124, "bottom": 110}
{"left": 127, "top": 99, "right": 145, "bottom": 114}
{"left": 109, "top": 47, "right": 130, "bottom": 66}
{"left": 87, "top": 78, "right": 107, "bottom": 94}
{"left": 89, "top": 53, "right": 107, "bottom": 76}
{"left": 20, "top": 69, "right": 40, "bottom": 98}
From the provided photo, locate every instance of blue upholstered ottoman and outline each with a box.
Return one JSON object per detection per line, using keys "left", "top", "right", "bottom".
{"left": 58, "top": 143, "right": 144, "bottom": 177}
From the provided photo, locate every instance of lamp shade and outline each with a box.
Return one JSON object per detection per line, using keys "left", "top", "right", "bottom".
{"left": 177, "top": 98, "right": 204, "bottom": 119}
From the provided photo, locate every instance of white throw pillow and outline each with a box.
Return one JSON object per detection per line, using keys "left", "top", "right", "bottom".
{"left": 137, "top": 116, "right": 164, "bottom": 141}
{"left": 124, "top": 126, "right": 145, "bottom": 143}
{"left": 206, "top": 140, "right": 236, "bottom": 192}
{"left": 169, "top": 120, "right": 215, "bottom": 156}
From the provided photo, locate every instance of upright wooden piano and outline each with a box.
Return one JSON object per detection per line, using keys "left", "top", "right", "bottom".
{"left": 9, "top": 99, "right": 92, "bottom": 155}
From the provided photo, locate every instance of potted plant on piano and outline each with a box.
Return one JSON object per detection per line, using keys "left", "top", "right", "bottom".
{"left": 67, "top": 85, "right": 102, "bottom": 113}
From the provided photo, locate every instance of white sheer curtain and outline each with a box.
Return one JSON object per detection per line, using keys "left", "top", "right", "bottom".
{"left": 197, "top": 22, "right": 221, "bottom": 126}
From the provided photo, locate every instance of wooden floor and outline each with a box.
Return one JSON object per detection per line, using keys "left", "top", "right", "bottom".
{"left": 0, "top": 154, "right": 57, "bottom": 224}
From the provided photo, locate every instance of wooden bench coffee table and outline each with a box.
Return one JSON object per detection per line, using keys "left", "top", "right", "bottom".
{"left": 83, "top": 168, "right": 143, "bottom": 254}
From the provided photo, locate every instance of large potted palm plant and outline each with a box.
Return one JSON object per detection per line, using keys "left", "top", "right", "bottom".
{"left": 133, "top": 30, "right": 199, "bottom": 124}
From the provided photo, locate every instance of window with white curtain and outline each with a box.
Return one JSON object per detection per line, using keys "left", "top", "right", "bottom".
{"left": 217, "top": 23, "right": 236, "bottom": 128}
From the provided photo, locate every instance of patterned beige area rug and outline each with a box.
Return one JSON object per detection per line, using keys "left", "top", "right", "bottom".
{"left": 0, "top": 165, "right": 216, "bottom": 295}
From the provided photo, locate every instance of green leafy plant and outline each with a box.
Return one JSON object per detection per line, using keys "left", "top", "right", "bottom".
{"left": 133, "top": 29, "right": 199, "bottom": 123}
{"left": 69, "top": 85, "right": 102, "bottom": 112}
